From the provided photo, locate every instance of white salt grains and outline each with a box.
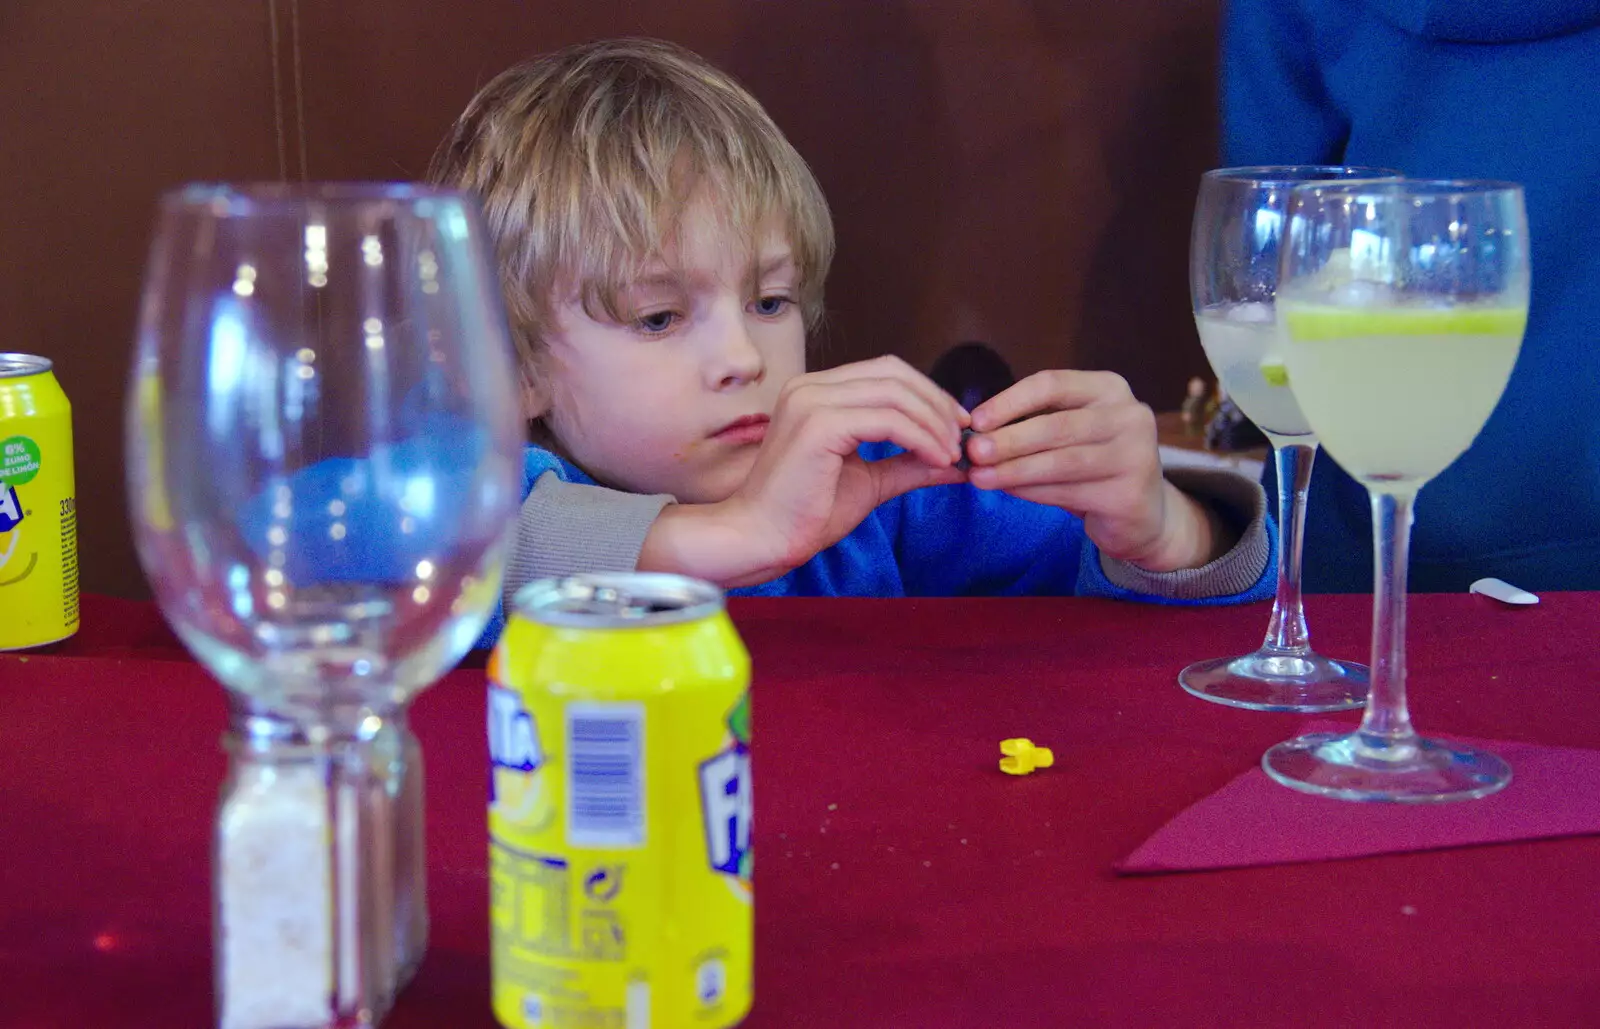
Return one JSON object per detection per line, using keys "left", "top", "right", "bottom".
{"left": 217, "top": 761, "right": 334, "bottom": 1029}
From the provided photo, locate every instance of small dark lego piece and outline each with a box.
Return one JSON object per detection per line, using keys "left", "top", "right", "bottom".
{"left": 957, "top": 427, "right": 977, "bottom": 471}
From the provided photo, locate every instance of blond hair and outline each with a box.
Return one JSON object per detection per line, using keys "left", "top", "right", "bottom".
{"left": 429, "top": 37, "right": 834, "bottom": 383}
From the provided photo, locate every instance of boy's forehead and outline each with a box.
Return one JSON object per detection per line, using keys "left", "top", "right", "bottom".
{"left": 634, "top": 225, "right": 795, "bottom": 287}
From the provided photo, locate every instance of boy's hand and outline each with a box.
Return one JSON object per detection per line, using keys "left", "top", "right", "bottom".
{"left": 641, "top": 356, "right": 968, "bottom": 586}
{"left": 964, "top": 369, "right": 1231, "bottom": 571}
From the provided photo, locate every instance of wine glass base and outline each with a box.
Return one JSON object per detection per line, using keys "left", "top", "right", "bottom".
{"left": 1178, "top": 652, "right": 1369, "bottom": 712}
{"left": 1262, "top": 731, "right": 1512, "bottom": 803}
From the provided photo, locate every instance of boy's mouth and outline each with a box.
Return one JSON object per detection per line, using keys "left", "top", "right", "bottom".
{"left": 711, "top": 414, "right": 770, "bottom": 444}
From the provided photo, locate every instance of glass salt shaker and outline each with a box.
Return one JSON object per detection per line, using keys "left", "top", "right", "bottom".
{"left": 216, "top": 707, "right": 399, "bottom": 1029}
{"left": 378, "top": 708, "right": 429, "bottom": 988}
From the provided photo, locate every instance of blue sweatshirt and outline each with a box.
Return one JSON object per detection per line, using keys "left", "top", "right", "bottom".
{"left": 237, "top": 431, "right": 1274, "bottom": 651}
{"left": 507, "top": 442, "right": 1277, "bottom": 602}
{"left": 1223, "top": 0, "right": 1600, "bottom": 591}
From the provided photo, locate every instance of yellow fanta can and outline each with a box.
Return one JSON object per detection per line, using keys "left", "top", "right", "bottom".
{"left": 489, "top": 573, "right": 753, "bottom": 1029}
{"left": 0, "top": 353, "right": 78, "bottom": 649}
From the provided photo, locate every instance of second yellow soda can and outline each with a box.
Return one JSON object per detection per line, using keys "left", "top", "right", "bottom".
{"left": 0, "top": 353, "right": 79, "bottom": 650}
{"left": 488, "top": 573, "right": 753, "bottom": 1029}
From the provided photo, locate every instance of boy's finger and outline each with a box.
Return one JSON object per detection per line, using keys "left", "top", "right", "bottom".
{"left": 809, "top": 405, "right": 957, "bottom": 469}
{"left": 968, "top": 440, "right": 1123, "bottom": 491}
{"left": 809, "top": 356, "right": 969, "bottom": 429}
{"left": 860, "top": 359, "right": 969, "bottom": 429}
{"left": 865, "top": 451, "right": 967, "bottom": 505}
{"left": 795, "top": 376, "right": 963, "bottom": 458}
{"left": 964, "top": 408, "right": 1118, "bottom": 467}
{"left": 970, "top": 369, "right": 1129, "bottom": 432}
{"left": 846, "top": 378, "right": 964, "bottom": 458}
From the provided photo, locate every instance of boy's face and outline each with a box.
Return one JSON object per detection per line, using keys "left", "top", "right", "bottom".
{"left": 534, "top": 194, "right": 808, "bottom": 503}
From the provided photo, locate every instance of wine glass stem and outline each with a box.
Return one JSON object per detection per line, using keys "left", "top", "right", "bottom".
{"left": 1261, "top": 443, "right": 1315, "bottom": 654}
{"left": 1358, "top": 489, "right": 1418, "bottom": 747}
{"left": 325, "top": 732, "right": 390, "bottom": 1023}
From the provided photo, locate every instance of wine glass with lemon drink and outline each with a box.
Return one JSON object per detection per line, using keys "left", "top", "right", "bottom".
{"left": 1262, "top": 178, "right": 1527, "bottom": 801}
{"left": 1179, "top": 167, "right": 1392, "bottom": 711}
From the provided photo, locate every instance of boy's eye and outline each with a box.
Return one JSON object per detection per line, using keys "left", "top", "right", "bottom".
{"left": 752, "top": 295, "right": 792, "bottom": 317}
{"left": 633, "top": 310, "right": 679, "bottom": 334}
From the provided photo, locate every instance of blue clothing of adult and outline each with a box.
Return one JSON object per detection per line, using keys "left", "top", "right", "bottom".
{"left": 1223, "top": 0, "right": 1600, "bottom": 591}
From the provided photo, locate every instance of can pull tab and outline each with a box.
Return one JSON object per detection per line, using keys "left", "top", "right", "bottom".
{"left": 590, "top": 584, "right": 666, "bottom": 618}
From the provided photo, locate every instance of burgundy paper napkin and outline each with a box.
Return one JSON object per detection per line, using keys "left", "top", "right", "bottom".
{"left": 1117, "top": 721, "right": 1600, "bottom": 874}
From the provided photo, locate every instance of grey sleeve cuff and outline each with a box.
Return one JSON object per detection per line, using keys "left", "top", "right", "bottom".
{"left": 1099, "top": 467, "right": 1271, "bottom": 600}
{"left": 501, "top": 471, "right": 675, "bottom": 612}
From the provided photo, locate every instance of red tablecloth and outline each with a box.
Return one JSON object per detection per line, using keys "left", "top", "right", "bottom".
{"left": 5, "top": 592, "right": 1600, "bottom": 1027}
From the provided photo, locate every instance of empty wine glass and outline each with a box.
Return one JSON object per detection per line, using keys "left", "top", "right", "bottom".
{"left": 126, "top": 183, "right": 524, "bottom": 1023}
{"left": 1262, "top": 178, "right": 1528, "bottom": 801}
{"left": 1178, "top": 166, "right": 1389, "bottom": 711}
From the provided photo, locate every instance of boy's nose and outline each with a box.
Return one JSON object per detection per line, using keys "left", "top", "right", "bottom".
{"left": 709, "top": 319, "right": 765, "bottom": 390}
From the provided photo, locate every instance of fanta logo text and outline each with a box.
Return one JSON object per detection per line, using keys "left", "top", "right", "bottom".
{"left": 488, "top": 685, "right": 542, "bottom": 773}
{"left": 0, "top": 484, "right": 22, "bottom": 533}
{"left": 699, "top": 742, "right": 751, "bottom": 879}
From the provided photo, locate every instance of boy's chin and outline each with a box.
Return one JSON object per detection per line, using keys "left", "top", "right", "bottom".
{"left": 673, "top": 454, "right": 755, "bottom": 506}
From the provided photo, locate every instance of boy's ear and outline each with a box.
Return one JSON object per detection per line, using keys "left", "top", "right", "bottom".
{"left": 519, "top": 375, "right": 552, "bottom": 420}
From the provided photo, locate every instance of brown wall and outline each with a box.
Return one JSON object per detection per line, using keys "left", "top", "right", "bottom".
{"left": 1, "top": 0, "right": 1223, "bottom": 600}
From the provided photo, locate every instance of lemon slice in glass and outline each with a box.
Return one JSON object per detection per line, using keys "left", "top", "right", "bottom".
{"left": 1282, "top": 305, "right": 1527, "bottom": 341}
{"left": 1259, "top": 357, "right": 1290, "bottom": 387}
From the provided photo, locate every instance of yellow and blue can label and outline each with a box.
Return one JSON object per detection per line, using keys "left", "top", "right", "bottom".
{"left": 0, "top": 354, "right": 78, "bottom": 650}
{"left": 489, "top": 573, "right": 752, "bottom": 1029}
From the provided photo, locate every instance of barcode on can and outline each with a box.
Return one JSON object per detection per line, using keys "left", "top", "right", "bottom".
{"left": 566, "top": 703, "right": 645, "bottom": 847}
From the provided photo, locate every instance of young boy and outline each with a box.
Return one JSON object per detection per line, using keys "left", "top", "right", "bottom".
{"left": 429, "top": 38, "right": 1275, "bottom": 635}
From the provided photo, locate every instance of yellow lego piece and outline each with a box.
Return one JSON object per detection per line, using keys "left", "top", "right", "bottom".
{"left": 998, "top": 738, "right": 1054, "bottom": 776}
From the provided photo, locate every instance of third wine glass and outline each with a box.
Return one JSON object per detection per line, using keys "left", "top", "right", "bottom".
{"left": 1178, "top": 166, "right": 1388, "bottom": 711}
